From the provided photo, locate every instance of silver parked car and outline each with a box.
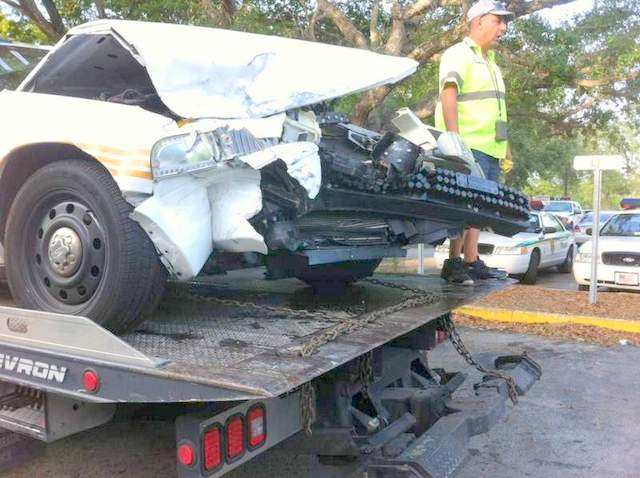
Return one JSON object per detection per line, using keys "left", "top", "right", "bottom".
{"left": 573, "top": 210, "right": 616, "bottom": 244}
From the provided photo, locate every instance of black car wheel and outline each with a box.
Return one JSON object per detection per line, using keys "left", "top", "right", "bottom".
{"left": 296, "top": 259, "right": 382, "bottom": 292}
{"left": 558, "top": 245, "right": 574, "bottom": 273}
{"left": 5, "top": 159, "right": 166, "bottom": 333}
{"left": 520, "top": 250, "right": 540, "bottom": 285}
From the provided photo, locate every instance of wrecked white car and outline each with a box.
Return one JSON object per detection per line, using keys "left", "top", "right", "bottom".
{"left": 0, "top": 21, "right": 528, "bottom": 333}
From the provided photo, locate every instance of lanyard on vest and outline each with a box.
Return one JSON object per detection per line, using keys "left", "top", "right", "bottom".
{"left": 468, "top": 44, "right": 504, "bottom": 121}
{"left": 485, "top": 61, "right": 504, "bottom": 121}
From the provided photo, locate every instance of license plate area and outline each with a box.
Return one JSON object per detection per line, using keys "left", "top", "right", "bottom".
{"left": 455, "top": 173, "right": 499, "bottom": 195}
{"left": 615, "top": 272, "right": 638, "bottom": 286}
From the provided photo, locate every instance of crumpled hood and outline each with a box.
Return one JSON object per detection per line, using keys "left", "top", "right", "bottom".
{"left": 64, "top": 20, "right": 418, "bottom": 119}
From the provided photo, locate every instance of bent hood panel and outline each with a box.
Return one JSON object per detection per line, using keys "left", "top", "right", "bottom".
{"left": 64, "top": 20, "right": 418, "bottom": 119}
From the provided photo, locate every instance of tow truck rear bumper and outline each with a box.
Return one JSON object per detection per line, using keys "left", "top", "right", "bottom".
{"left": 366, "top": 355, "right": 542, "bottom": 478}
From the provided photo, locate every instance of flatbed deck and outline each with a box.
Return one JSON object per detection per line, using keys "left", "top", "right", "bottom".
{"left": 0, "top": 270, "right": 510, "bottom": 403}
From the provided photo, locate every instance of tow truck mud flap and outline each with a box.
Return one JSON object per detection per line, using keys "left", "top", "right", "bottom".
{"left": 367, "top": 356, "right": 542, "bottom": 478}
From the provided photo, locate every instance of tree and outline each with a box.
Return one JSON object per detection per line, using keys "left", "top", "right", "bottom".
{"left": 1, "top": 0, "right": 637, "bottom": 197}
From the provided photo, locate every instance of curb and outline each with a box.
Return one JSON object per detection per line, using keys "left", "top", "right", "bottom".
{"left": 454, "top": 305, "right": 640, "bottom": 334}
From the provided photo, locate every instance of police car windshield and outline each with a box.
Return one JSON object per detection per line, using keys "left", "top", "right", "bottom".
{"left": 545, "top": 201, "right": 572, "bottom": 212}
{"left": 0, "top": 44, "right": 48, "bottom": 91}
{"left": 600, "top": 214, "right": 640, "bottom": 237}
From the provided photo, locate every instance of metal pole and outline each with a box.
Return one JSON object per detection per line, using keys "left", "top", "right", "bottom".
{"left": 417, "top": 244, "right": 425, "bottom": 275}
{"left": 590, "top": 168, "right": 602, "bottom": 305}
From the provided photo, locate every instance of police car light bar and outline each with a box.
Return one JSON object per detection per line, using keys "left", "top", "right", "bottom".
{"left": 620, "top": 198, "right": 640, "bottom": 210}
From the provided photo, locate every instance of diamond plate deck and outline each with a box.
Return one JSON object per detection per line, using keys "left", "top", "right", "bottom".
{"left": 0, "top": 270, "right": 513, "bottom": 402}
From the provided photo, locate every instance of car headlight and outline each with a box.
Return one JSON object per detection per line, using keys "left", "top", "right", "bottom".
{"left": 575, "top": 253, "right": 601, "bottom": 263}
{"left": 435, "top": 244, "right": 450, "bottom": 253}
{"left": 151, "top": 127, "right": 264, "bottom": 180}
{"left": 494, "top": 246, "right": 528, "bottom": 255}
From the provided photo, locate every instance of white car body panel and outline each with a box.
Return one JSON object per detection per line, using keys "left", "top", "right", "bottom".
{"left": 29, "top": 20, "right": 418, "bottom": 120}
{"left": 573, "top": 225, "right": 640, "bottom": 292}
{"left": 434, "top": 213, "right": 574, "bottom": 275}
{"left": 0, "top": 21, "right": 418, "bottom": 279}
{"left": 0, "top": 90, "right": 171, "bottom": 195}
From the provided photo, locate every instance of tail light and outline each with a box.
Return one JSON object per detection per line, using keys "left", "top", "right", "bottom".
{"left": 247, "top": 404, "right": 267, "bottom": 450}
{"left": 82, "top": 369, "right": 100, "bottom": 393}
{"left": 203, "top": 424, "right": 223, "bottom": 472}
{"left": 177, "top": 443, "right": 196, "bottom": 467}
{"left": 225, "top": 415, "right": 246, "bottom": 462}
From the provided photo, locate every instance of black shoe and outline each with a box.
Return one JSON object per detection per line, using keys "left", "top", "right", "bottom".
{"left": 440, "top": 258, "right": 474, "bottom": 285}
{"left": 465, "top": 259, "right": 508, "bottom": 280}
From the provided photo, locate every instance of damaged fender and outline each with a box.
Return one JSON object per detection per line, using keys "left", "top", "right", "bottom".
{"left": 131, "top": 140, "right": 321, "bottom": 280}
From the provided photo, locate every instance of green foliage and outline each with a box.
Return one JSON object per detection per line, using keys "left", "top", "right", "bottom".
{"left": 0, "top": 13, "right": 47, "bottom": 43}
{"left": 1, "top": 0, "right": 638, "bottom": 205}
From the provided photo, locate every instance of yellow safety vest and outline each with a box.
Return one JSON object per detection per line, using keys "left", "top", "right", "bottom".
{"left": 435, "top": 37, "right": 508, "bottom": 160}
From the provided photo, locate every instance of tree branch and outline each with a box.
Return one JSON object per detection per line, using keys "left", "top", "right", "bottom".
{"left": 41, "top": 0, "right": 65, "bottom": 35}
{"left": 407, "top": 21, "right": 467, "bottom": 64}
{"left": 95, "top": 0, "right": 107, "bottom": 18}
{"left": 315, "top": 0, "right": 368, "bottom": 48}
{"left": 384, "top": 1, "right": 406, "bottom": 55}
{"left": 404, "top": 0, "right": 439, "bottom": 20}
{"left": 369, "top": 0, "right": 382, "bottom": 47}
{"left": 507, "top": 0, "right": 577, "bottom": 17}
{"left": 0, "top": 0, "right": 66, "bottom": 41}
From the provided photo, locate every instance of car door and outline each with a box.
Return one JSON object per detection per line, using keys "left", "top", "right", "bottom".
{"left": 547, "top": 213, "right": 572, "bottom": 264}
{"left": 539, "top": 213, "right": 566, "bottom": 266}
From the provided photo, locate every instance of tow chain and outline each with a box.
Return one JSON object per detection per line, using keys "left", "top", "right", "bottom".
{"left": 173, "top": 283, "right": 352, "bottom": 323}
{"left": 438, "top": 314, "right": 519, "bottom": 404}
{"left": 177, "top": 277, "right": 518, "bottom": 433}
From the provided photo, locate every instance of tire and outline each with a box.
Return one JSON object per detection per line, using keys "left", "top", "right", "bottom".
{"left": 558, "top": 245, "right": 574, "bottom": 273}
{"left": 520, "top": 250, "right": 540, "bottom": 285}
{"left": 4, "top": 159, "right": 166, "bottom": 334}
{"left": 296, "top": 259, "right": 382, "bottom": 292}
{"left": 578, "top": 284, "right": 589, "bottom": 291}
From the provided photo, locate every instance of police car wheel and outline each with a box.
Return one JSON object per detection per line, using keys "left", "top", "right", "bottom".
{"left": 520, "top": 250, "right": 540, "bottom": 285}
{"left": 558, "top": 246, "right": 574, "bottom": 273}
{"left": 4, "top": 159, "right": 167, "bottom": 334}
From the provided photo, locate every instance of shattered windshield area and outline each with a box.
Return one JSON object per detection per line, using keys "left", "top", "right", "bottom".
{"left": 0, "top": 44, "right": 48, "bottom": 91}
{"left": 601, "top": 214, "right": 640, "bottom": 237}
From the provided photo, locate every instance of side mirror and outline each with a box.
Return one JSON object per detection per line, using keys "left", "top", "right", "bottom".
{"left": 543, "top": 227, "right": 556, "bottom": 234}
{"left": 586, "top": 228, "right": 592, "bottom": 236}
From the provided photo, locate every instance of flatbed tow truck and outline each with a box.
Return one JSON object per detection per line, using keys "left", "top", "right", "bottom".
{"left": 0, "top": 268, "right": 541, "bottom": 478}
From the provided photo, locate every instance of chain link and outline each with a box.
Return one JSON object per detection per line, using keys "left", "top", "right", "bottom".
{"left": 438, "top": 314, "right": 519, "bottom": 404}
{"left": 173, "top": 277, "right": 518, "bottom": 430}
{"left": 299, "top": 381, "right": 316, "bottom": 436}
{"left": 174, "top": 283, "right": 353, "bottom": 323}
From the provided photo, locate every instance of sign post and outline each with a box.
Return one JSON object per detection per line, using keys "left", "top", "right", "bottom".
{"left": 417, "top": 244, "right": 425, "bottom": 275}
{"left": 573, "top": 155, "right": 624, "bottom": 304}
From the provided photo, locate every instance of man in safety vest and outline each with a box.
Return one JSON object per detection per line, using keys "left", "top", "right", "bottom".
{"left": 436, "top": 0, "right": 514, "bottom": 285}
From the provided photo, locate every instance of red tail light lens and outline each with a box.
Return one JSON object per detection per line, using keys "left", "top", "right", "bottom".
{"left": 177, "top": 443, "right": 195, "bottom": 467}
{"left": 203, "top": 425, "right": 223, "bottom": 472}
{"left": 82, "top": 369, "right": 100, "bottom": 393}
{"left": 225, "top": 415, "right": 245, "bottom": 462}
{"left": 247, "top": 404, "right": 267, "bottom": 450}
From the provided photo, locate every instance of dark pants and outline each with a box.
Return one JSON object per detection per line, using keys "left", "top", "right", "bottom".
{"left": 472, "top": 149, "right": 501, "bottom": 182}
